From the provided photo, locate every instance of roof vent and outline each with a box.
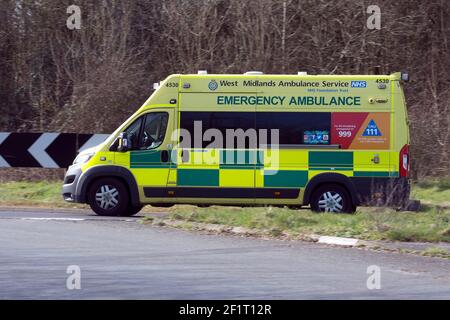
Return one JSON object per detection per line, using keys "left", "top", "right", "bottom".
{"left": 297, "top": 71, "right": 308, "bottom": 75}
{"left": 198, "top": 70, "right": 208, "bottom": 75}
{"left": 244, "top": 71, "right": 263, "bottom": 75}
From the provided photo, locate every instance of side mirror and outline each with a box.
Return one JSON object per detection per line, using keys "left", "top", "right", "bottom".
{"left": 117, "top": 132, "right": 129, "bottom": 152}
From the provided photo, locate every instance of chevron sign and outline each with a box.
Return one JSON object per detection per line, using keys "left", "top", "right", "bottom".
{"left": 0, "top": 133, "right": 110, "bottom": 168}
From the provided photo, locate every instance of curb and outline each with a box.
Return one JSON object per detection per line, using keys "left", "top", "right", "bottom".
{"left": 144, "top": 218, "right": 450, "bottom": 259}
{"left": 145, "top": 218, "right": 354, "bottom": 245}
{"left": 317, "top": 236, "right": 360, "bottom": 246}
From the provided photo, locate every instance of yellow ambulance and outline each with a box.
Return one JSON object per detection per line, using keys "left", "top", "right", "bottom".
{"left": 62, "top": 71, "right": 413, "bottom": 215}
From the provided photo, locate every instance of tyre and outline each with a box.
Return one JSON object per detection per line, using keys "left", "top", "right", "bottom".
{"left": 88, "top": 178, "right": 130, "bottom": 216}
{"left": 310, "top": 184, "right": 355, "bottom": 213}
{"left": 124, "top": 205, "right": 144, "bottom": 216}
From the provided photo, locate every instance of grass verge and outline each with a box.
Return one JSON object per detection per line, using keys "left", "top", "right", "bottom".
{"left": 167, "top": 204, "right": 450, "bottom": 243}
{"left": 0, "top": 181, "right": 86, "bottom": 209}
{"left": 167, "top": 178, "right": 450, "bottom": 243}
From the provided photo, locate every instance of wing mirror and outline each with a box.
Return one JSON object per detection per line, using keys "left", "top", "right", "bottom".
{"left": 117, "top": 132, "right": 129, "bottom": 152}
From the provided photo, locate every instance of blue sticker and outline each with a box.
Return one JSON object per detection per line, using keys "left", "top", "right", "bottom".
{"left": 351, "top": 81, "right": 367, "bottom": 88}
{"left": 304, "top": 130, "right": 330, "bottom": 144}
{"left": 362, "top": 119, "right": 382, "bottom": 136}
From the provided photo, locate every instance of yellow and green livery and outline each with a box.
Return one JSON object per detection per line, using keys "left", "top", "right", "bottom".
{"left": 62, "top": 71, "right": 413, "bottom": 215}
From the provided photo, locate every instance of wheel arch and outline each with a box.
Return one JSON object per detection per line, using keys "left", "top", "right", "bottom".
{"left": 302, "top": 173, "right": 359, "bottom": 206}
{"left": 76, "top": 165, "right": 140, "bottom": 206}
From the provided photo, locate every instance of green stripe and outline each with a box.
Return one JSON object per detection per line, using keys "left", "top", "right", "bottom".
{"left": 309, "top": 167, "right": 353, "bottom": 171}
{"left": 130, "top": 150, "right": 173, "bottom": 168}
{"left": 130, "top": 164, "right": 170, "bottom": 168}
{"left": 220, "top": 150, "right": 263, "bottom": 169}
{"left": 309, "top": 151, "right": 353, "bottom": 168}
{"left": 220, "top": 164, "right": 255, "bottom": 170}
{"left": 354, "top": 171, "right": 394, "bottom": 177}
{"left": 177, "top": 169, "right": 219, "bottom": 186}
{"left": 264, "top": 170, "right": 308, "bottom": 188}
{"left": 131, "top": 150, "right": 161, "bottom": 163}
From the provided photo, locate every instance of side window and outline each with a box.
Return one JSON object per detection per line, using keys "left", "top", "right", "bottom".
{"left": 256, "top": 112, "right": 331, "bottom": 146}
{"left": 124, "top": 116, "right": 144, "bottom": 150}
{"left": 138, "top": 112, "right": 169, "bottom": 150}
{"left": 179, "top": 111, "right": 254, "bottom": 148}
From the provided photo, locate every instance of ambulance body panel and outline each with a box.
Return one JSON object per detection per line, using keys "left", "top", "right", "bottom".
{"left": 62, "top": 72, "right": 411, "bottom": 215}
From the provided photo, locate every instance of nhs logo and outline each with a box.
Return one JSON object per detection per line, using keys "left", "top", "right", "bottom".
{"left": 351, "top": 81, "right": 367, "bottom": 88}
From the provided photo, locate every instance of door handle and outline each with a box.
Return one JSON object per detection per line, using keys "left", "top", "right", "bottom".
{"left": 161, "top": 150, "right": 169, "bottom": 163}
{"left": 181, "top": 149, "right": 190, "bottom": 163}
{"left": 371, "top": 154, "right": 380, "bottom": 164}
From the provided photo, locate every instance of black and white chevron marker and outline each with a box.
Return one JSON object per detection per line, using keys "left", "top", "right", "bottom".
{"left": 0, "top": 133, "right": 109, "bottom": 168}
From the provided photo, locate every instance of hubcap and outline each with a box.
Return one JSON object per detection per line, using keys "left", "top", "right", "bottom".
{"left": 95, "top": 185, "right": 119, "bottom": 210}
{"left": 318, "top": 191, "right": 343, "bottom": 213}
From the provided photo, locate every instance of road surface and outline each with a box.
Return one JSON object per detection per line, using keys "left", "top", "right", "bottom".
{"left": 0, "top": 209, "right": 449, "bottom": 299}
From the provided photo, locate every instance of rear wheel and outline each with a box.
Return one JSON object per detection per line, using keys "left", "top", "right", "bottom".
{"left": 88, "top": 178, "right": 129, "bottom": 216}
{"left": 310, "top": 184, "right": 355, "bottom": 213}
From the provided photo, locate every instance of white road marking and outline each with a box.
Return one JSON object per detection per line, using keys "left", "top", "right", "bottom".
{"left": 20, "top": 218, "right": 85, "bottom": 221}
{"left": 28, "top": 133, "right": 59, "bottom": 168}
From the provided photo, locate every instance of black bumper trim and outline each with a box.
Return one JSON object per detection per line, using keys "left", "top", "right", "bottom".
{"left": 144, "top": 187, "right": 300, "bottom": 199}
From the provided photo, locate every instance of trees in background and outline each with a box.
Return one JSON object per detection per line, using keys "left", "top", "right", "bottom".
{"left": 0, "top": 0, "right": 448, "bottom": 177}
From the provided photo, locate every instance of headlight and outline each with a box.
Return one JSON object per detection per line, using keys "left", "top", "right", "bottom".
{"left": 73, "top": 153, "right": 94, "bottom": 165}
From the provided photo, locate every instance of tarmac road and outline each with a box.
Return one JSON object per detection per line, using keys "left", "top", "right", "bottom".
{"left": 0, "top": 209, "right": 449, "bottom": 299}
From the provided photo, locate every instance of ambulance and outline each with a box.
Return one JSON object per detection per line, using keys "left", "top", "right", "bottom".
{"left": 62, "top": 71, "right": 414, "bottom": 215}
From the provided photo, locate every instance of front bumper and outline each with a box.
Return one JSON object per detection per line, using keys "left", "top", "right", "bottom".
{"left": 62, "top": 164, "right": 83, "bottom": 203}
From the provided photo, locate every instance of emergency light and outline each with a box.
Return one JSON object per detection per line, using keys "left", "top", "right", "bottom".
{"left": 401, "top": 72, "right": 409, "bottom": 82}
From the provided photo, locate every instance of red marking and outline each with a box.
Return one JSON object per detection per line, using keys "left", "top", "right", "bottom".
{"left": 331, "top": 113, "right": 368, "bottom": 149}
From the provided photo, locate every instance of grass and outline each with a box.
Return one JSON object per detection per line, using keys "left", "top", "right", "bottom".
{"left": 168, "top": 204, "right": 450, "bottom": 243}
{"left": 166, "top": 178, "right": 450, "bottom": 243}
{"left": 412, "top": 179, "right": 450, "bottom": 206}
{"left": 420, "top": 247, "right": 450, "bottom": 259}
{"left": 0, "top": 181, "right": 85, "bottom": 209}
{"left": 0, "top": 179, "right": 449, "bottom": 242}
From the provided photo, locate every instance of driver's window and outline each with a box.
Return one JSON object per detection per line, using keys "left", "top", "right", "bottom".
{"left": 124, "top": 116, "right": 143, "bottom": 150}
{"left": 139, "top": 112, "right": 169, "bottom": 150}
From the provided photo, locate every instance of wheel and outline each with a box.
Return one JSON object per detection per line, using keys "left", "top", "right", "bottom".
{"left": 88, "top": 178, "right": 130, "bottom": 216}
{"left": 124, "top": 205, "right": 144, "bottom": 216}
{"left": 310, "top": 184, "right": 355, "bottom": 213}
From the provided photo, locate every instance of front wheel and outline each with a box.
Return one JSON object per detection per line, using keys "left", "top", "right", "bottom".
{"left": 124, "top": 205, "right": 144, "bottom": 216}
{"left": 310, "top": 184, "right": 355, "bottom": 214}
{"left": 88, "top": 178, "right": 130, "bottom": 216}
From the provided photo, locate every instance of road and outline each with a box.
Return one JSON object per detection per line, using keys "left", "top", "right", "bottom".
{"left": 0, "top": 209, "right": 449, "bottom": 299}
